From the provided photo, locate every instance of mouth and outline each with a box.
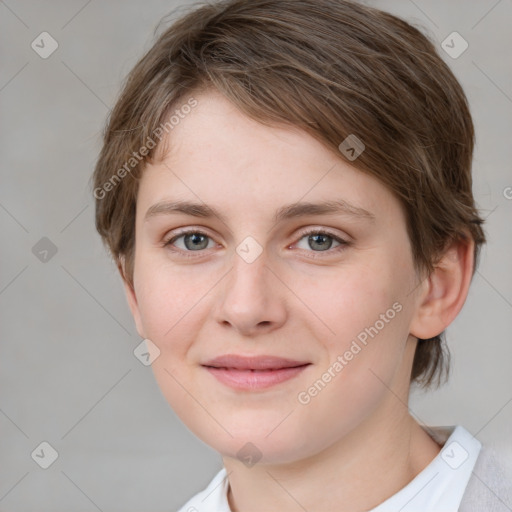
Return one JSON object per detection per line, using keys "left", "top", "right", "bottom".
{"left": 201, "top": 354, "right": 312, "bottom": 390}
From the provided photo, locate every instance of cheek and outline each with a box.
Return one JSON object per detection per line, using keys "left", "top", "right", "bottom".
{"left": 133, "top": 264, "right": 207, "bottom": 421}
{"left": 133, "top": 261, "right": 201, "bottom": 356}
{"left": 299, "top": 261, "right": 406, "bottom": 348}
{"left": 295, "top": 258, "right": 413, "bottom": 399}
{"left": 293, "top": 278, "right": 410, "bottom": 449}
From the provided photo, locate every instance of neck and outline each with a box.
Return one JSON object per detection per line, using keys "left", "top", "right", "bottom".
{"left": 223, "top": 408, "right": 441, "bottom": 512}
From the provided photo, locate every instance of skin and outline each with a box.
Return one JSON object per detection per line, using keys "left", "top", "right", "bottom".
{"left": 121, "top": 89, "right": 475, "bottom": 511}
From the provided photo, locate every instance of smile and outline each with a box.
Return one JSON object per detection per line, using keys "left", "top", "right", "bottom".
{"left": 203, "top": 364, "right": 311, "bottom": 390}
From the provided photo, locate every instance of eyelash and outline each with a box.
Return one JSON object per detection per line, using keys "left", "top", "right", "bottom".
{"left": 162, "top": 228, "right": 350, "bottom": 259}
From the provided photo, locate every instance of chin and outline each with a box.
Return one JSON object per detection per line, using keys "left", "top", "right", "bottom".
{"left": 197, "top": 423, "right": 314, "bottom": 466}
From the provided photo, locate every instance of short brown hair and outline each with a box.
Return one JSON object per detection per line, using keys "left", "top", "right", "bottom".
{"left": 92, "top": 0, "right": 486, "bottom": 388}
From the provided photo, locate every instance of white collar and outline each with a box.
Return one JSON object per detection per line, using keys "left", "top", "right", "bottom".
{"left": 370, "top": 425, "right": 481, "bottom": 511}
{"left": 177, "top": 425, "right": 481, "bottom": 512}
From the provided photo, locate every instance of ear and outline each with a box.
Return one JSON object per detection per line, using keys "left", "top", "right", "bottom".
{"left": 410, "top": 236, "right": 475, "bottom": 340}
{"left": 118, "top": 257, "right": 146, "bottom": 339}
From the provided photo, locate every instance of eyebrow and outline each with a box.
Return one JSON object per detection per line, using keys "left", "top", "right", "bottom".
{"left": 144, "top": 198, "right": 376, "bottom": 224}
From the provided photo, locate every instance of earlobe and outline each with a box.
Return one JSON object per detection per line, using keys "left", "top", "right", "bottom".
{"left": 410, "top": 236, "right": 475, "bottom": 340}
{"left": 118, "top": 258, "right": 146, "bottom": 339}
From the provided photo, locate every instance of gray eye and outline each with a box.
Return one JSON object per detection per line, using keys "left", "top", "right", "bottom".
{"left": 172, "top": 232, "right": 214, "bottom": 251}
{"left": 296, "top": 233, "right": 341, "bottom": 252}
{"left": 184, "top": 233, "right": 209, "bottom": 250}
{"left": 308, "top": 233, "right": 333, "bottom": 251}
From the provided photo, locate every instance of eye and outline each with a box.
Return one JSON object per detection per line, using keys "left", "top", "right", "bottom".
{"left": 293, "top": 228, "right": 349, "bottom": 256}
{"left": 163, "top": 230, "right": 216, "bottom": 255}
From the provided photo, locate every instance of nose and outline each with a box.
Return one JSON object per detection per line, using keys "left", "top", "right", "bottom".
{"left": 213, "top": 247, "right": 288, "bottom": 337}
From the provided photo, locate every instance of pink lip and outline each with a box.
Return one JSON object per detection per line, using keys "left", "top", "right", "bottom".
{"left": 202, "top": 354, "right": 311, "bottom": 390}
{"left": 202, "top": 354, "right": 310, "bottom": 370}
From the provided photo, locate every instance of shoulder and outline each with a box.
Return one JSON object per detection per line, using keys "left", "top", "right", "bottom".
{"left": 459, "top": 441, "right": 512, "bottom": 512}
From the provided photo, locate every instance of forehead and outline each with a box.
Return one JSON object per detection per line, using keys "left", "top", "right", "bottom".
{"left": 137, "top": 90, "right": 402, "bottom": 228}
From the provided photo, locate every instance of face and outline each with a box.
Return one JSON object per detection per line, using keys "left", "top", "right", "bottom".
{"left": 124, "top": 89, "right": 425, "bottom": 465}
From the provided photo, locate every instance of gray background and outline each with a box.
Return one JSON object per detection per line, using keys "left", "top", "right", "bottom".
{"left": 1, "top": 0, "right": 511, "bottom": 510}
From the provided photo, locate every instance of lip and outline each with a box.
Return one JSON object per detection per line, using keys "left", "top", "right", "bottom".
{"left": 202, "top": 354, "right": 310, "bottom": 370}
{"left": 202, "top": 354, "right": 311, "bottom": 390}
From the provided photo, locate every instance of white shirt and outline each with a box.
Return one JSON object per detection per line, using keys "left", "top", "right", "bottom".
{"left": 176, "top": 425, "right": 481, "bottom": 512}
